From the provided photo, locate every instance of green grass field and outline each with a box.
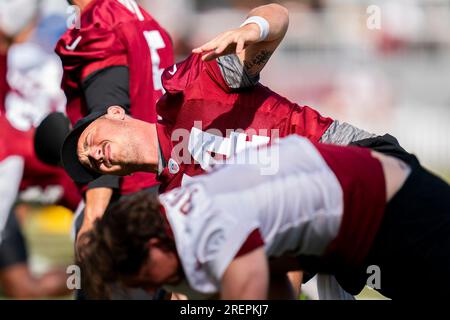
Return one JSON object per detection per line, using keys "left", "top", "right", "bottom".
{"left": 0, "top": 205, "right": 75, "bottom": 300}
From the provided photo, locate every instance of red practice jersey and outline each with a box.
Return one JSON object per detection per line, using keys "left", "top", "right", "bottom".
{"left": 156, "top": 53, "right": 334, "bottom": 192}
{"left": 55, "top": 0, "right": 174, "bottom": 194}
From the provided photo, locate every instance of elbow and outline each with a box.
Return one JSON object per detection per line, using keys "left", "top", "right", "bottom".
{"left": 268, "top": 3, "right": 289, "bottom": 21}
{"left": 237, "top": 264, "right": 269, "bottom": 300}
{"left": 267, "top": 3, "right": 289, "bottom": 33}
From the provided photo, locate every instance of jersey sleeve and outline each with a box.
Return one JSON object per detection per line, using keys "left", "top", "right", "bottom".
{"left": 72, "top": 28, "right": 128, "bottom": 84}
{"left": 290, "top": 105, "right": 334, "bottom": 143}
{"left": 234, "top": 229, "right": 264, "bottom": 257}
{"left": 161, "top": 53, "right": 258, "bottom": 95}
{"left": 87, "top": 175, "right": 121, "bottom": 191}
{"left": 160, "top": 53, "right": 206, "bottom": 94}
{"left": 216, "top": 54, "right": 260, "bottom": 91}
{"left": 82, "top": 66, "right": 130, "bottom": 113}
{"left": 55, "top": 1, "right": 129, "bottom": 90}
{"left": 320, "top": 120, "right": 376, "bottom": 145}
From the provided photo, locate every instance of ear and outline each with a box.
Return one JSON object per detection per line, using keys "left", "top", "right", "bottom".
{"left": 147, "top": 238, "right": 161, "bottom": 249}
{"left": 105, "top": 106, "right": 126, "bottom": 120}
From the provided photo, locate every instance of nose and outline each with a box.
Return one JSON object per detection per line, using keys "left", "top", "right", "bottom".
{"left": 89, "top": 145, "right": 103, "bottom": 161}
{"left": 143, "top": 285, "right": 158, "bottom": 295}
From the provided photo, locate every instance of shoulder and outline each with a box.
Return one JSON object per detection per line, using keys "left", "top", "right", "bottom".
{"left": 160, "top": 54, "right": 207, "bottom": 94}
{"left": 161, "top": 53, "right": 236, "bottom": 95}
{"left": 56, "top": 0, "right": 146, "bottom": 56}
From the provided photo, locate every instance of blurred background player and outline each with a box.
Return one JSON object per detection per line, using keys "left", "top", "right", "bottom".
{"left": 50, "top": 0, "right": 174, "bottom": 299}
{"left": 54, "top": 0, "right": 174, "bottom": 254}
{"left": 0, "top": 0, "right": 81, "bottom": 298}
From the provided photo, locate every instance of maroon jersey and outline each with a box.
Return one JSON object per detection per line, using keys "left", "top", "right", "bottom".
{"left": 156, "top": 53, "right": 334, "bottom": 192}
{"left": 55, "top": 0, "right": 174, "bottom": 194}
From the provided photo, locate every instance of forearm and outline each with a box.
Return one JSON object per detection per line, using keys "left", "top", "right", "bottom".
{"left": 221, "top": 248, "right": 269, "bottom": 299}
{"left": 221, "top": 274, "right": 268, "bottom": 300}
{"left": 287, "top": 271, "right": 303, "bottom": 299}
{"left": 193, "top": 3, "right": 289, "bottom": 76}
{"left": 268, "top": 274, "right": 297, "bottom": 300}
{"left": 240, "top": 4, "right": 289, "bottom": 76}
{"left": 79, "top": 187, "right": 113, "bottom": 236}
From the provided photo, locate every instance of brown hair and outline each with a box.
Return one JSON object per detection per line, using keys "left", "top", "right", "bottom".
{"left": 78, "top": 190, "right": 175, "bottom": 298}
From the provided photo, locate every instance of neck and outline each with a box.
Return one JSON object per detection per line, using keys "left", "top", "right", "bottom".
{"left": 0, "top": 37, "right": 9, "bottom": 55}
{"left": 138, "top": 122, "right": 160, "bottom": 173}
{"left": 72, "top": 0, "right": 93, "bottom": 11}
{"left": 12, "top": 20, "right": 36, "bottom": 44}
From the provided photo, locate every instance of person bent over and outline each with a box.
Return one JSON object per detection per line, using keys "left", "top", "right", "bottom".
{"left": 80, "top": 135, "right": 450, "bottom": 299}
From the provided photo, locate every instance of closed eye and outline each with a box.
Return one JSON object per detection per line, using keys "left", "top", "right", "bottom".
{"left": 88, "top": 156, "right": 101, "bottom": 172}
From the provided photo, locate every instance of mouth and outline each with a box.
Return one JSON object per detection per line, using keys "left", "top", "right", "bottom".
{"left": 103, "top": 143, "right": 112, "bottom": 168}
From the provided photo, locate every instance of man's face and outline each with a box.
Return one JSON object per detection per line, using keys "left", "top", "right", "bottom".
{"left": 122, "top": 242, "right": 182, "bottom": 294}
{"left": 77, "top": 108, "right": 140, "bottom": 175}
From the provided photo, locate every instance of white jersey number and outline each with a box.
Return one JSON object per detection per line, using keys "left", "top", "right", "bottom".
{"left": 188, "top": 127, "right": 270, "bottom": 170}
{"left": 143, "top": 30, "right": 166, "bottom": 93}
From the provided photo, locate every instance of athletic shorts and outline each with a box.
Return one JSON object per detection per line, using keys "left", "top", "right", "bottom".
{"left": 0, "top": 206, "right": 28, "bottom": 270}
{"left": 335, "top": 154, "right": 450, "bottom": 298}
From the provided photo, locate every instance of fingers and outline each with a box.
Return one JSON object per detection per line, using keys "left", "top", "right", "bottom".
{"left": 236, "top": 37, "right": 245, "bottom": 54}
{"left": 195, "top": 34, "right": 235, "bottom": 62}
{"left": 192, "top": 32, "right": 228, "bottom": 54}
{"left": 201, "top": 51, "right": 218, "bottom": 62}
{"left": 192, "top": 28, "right": 254, "bottom": 61}
{"left": 214, "top": 36, "right": 234, "bottom": 56}
{"left": 202, "top": 40, "right": 236, "bottom": 61}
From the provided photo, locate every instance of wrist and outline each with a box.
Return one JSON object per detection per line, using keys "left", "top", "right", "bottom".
{"left": 83, "top": 205, "right": 107, "bottom": 222}
{"left": 240, "top": 16, "right": 270, "bottom": 42}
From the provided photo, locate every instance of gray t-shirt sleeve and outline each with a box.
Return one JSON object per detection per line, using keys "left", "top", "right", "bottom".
{"left": 320, "top": 120, "right": 376, "bottom": 145}
{"left": 216, "top": 54, "right": 260, "bottom": 89}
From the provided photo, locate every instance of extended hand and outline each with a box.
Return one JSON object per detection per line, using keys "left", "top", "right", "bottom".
{"left": 192, "top": 23, "right": 261, "bottom": 61}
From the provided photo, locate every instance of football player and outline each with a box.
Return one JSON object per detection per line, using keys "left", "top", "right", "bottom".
{"left": 61, "top": 3, "right": 378, "bottom": 191}
{"left": 82, "top": 135, "right": 450, "bottom": 299}
{"left": 54, "top": 0, "right": 174, "bottom": 246}
{"left": 0, "top": 1, "right": 80, "bottom": 298}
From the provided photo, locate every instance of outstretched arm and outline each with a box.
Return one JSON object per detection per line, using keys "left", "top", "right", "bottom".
{"left": 193, "top": 3, "right": 289, "bottom": 76}
{"left": 76, "top": 187, "right": 113, "bottom": 246}
{"left": 221, "top": 247, "right": 269, "bottom": 300}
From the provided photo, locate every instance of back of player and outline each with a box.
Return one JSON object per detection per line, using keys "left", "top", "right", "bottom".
{"left": 161, "top": 135, "right": 383, "bottom": 296}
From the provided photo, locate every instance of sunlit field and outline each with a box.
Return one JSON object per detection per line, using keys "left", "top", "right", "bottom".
{"left": 0, "top": 205, "right": 74, "bottom": 300}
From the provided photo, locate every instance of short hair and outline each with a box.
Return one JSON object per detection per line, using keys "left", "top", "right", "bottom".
{"left": 79, "top": 190, "right": 174, "bottom": 298}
